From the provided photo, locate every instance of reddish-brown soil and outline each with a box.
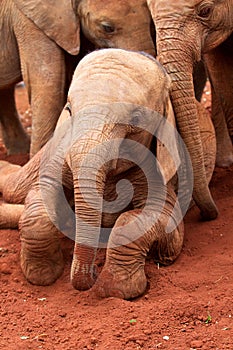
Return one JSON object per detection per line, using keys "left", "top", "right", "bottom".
{"left": 0, "top": 85, "right": 232, "bottom": 349}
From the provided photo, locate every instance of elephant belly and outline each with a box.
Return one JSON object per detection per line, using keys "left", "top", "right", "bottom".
{"left": 0, "top": 5, "right": 22, "bottom": 87}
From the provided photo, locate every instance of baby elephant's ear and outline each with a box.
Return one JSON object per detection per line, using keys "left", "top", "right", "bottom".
{"left": 55, "top": 103, "right": 72, "bottom": 130}
{"left": 156, "top": 98, "right": 181, "bottom": 184}
{"left": 14, "top": 0, "right": 80, "bottom": 55}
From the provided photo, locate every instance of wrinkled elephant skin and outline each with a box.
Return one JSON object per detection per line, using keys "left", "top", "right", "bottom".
{"left": 147, "top": 0, "right": 233, "bottom": 219}
{"left": 0, "top": 0, "right": 154, "bottom": 157}
{"left": 0, "top": 49, "right": 216, "bottom": 299}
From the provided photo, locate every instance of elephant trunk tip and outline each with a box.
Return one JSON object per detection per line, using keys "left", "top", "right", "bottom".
{"left": 71, "top": 257, "right": 97, "bottom": 291}
{"left": 71, "top": 272, "right": 96, "bottom": 291}
{"left": 200, "top": 205, "right": 218, "bottom": 221}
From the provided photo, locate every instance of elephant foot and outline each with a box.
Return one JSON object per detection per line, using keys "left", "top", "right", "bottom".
{"left": 215, "top": 134, "right": 233, "bottom": 168}
{"left": 19, "top": 188, "right": 64, "bottom": 285}
{"left": 91, "top": 261, "right": 147, "bottom": 300}
{"left": 20, "top": 242, "right": 64, "bottom": 286}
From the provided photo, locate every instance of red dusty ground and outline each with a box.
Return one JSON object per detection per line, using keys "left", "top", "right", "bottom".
{"left": 0, "top": 85, "right": 232, "bottom": 349}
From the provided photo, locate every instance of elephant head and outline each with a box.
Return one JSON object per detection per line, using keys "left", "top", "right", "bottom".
{"left": 15, "top": 0, "right": 155, "bottom": 56}
{"left": 147, "top": 0, "right": 233, "bottom": 220}
{"left": 77, "top": 0, "right": 156, "bottom": 55}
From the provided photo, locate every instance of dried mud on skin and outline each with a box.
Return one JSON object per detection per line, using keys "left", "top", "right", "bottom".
{"left": 0, "top": 84, "right": 232, "bottom": 350}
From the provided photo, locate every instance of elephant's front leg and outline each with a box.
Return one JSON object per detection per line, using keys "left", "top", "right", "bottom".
{"left": 15, "top": 17, "right": 67, "bottom": 157}
{"left": 92, "top": 186, "right": 184, "bottom": 300}
{"left": 19, "top": 186, "right": 64, "bottom": 285}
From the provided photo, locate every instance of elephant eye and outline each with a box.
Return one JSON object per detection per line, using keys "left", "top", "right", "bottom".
{"left": 197, "top": 3, "right": 213, "bottom": 18}
{"left": 131, "top": 108, "right": 143, "bottom": 127}
{"left": 199, "top": 6, "right": 211, "bottom": 17}
{"left": 101, "top": 22, "right": 115, "bottom": 34}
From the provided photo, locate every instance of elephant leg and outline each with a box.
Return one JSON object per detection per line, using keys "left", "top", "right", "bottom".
{"left": 211, "top": 88, "right": 233, "bottom": 167}
{"left": 1, "top": 147, "right": 44, "bottom": 203}
{"left": 0, "top": 203, "right": 24, "bottom": 228}
{"left": 19, "top": 186, "right": 64, "bottom": 285}
{"left": 92, "top": 187, "right": 184, "bottom": 300}
{"left": 204, "top": 39, "right": 233, "bottom": 167}
{"left": 0, "top": 86, "right": 30, "bottom": 154}
{"left": 14, "top": 16, "right": 66, "bottom": 157}
{"left": 0, "top": 161, "right": 21, "bottom": 192}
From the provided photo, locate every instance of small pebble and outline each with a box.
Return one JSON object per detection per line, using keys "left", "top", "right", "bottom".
{"left": 190, "top": 340, "right": 203, "bottom": 348}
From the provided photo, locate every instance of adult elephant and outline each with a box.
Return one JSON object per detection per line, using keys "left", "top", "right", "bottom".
{"left": 0, "top": 0, "right": 154, "bottom": 157}
{"left": 0, "top": 49, "right": 216, "bottom": 299}
{"left": 147, "top": 0, "right": 233, "bottom": 220}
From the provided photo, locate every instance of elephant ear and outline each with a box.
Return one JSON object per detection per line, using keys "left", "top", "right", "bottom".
{"left": 14, "top": 0, "right": 80, "bottom": 55}
{"left": 55, "top": 103, "right": 71, "bottom": 129}
{"left": 156, "top": 98, "right": 181, "bottom": 184}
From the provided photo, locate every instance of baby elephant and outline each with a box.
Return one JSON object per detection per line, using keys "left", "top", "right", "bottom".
{"left": 0, "top": 49, "right": 216, "bottom": 299}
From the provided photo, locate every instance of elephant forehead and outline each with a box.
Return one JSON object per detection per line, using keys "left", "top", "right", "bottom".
{"left": 71, "top": 49, "right": 170, "bottom": 101}
{"left": 84, "top": 0, "right": 146, "bottom": 16}
{"left": 69, "top": 74, "right": 166, "bottom": 112}
{"left": 74, "top": 48, "right": 160, "bottom": 72}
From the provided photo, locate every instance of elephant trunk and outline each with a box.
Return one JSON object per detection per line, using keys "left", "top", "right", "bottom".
{"left": 69, "top": 122, "right": 126, "bottom": 290}
{"left": 71, "top": 162, "right": 105, "bottom": 290}
{"left": 155, "top": 25, "right": 218, "bottom": 220}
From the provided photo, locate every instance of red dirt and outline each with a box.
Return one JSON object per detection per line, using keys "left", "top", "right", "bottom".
{"left": 0, "top": 85, "right": 233, "bottom": 349}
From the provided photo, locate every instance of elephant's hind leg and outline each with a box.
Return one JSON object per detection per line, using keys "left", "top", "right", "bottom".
{"left": 19, "top": 187, "right": 64, "bottom": 286}
{"left": 1, "top": 146, "right": 44, "bottom": 204}
{"left": 0, "top": 86, "right": 30, "bottom": 154}
{"left": 0, "top": 203, "right": 24, "bottom": 228}
{"left": 0, "top": 161, "right": 21, "bottom": 192}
